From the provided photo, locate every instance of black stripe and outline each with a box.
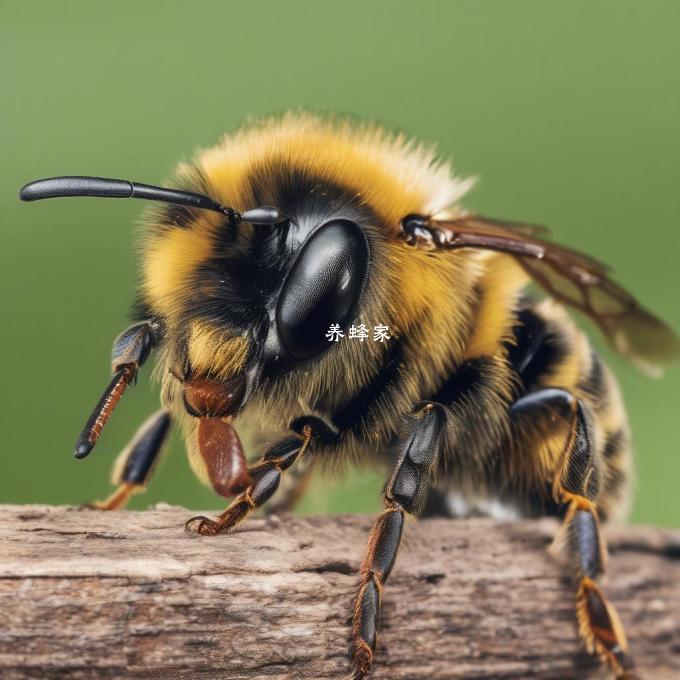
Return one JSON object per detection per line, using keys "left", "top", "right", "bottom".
{"left": 130, "top": 295, "right": 154, "bottom": 324}
{"left": 602, "top": 429, "right": 626, "bottom": 460}
{"left": 579, "top": 349, "right": 606, "bottom": 398}
{"left": 527, "top": 482, "right": 567, "bottom": 518}
{"left": 506, "top": 309, "right": 569, "bottom": 391}
{"left": 246, "top": 164, "right": 378, "bottom": 234}
{"left": 428, "top": 357, "right": 491, "bottom": 407}
{"left": 605, "top": 466, "right": 627, "bottom": 499}
{"left": 505, "top": 308, "right": 547, "bottom": 376}
{"left": 332, "top": 339, "right": 405, "bottom": 432}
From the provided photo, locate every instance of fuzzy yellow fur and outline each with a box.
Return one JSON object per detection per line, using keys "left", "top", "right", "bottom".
{"left": 142, "top": 213, "right": 218, "bottom": 321}
{"left": 464, "top": 252, "right": 530, "bottom": 359}
{"left": 187, "top": 323, "right": 250, "bottom": 382}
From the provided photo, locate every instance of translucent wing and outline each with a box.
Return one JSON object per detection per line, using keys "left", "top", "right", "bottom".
{"left": 458, "top": 214, "right": 553, "bottom": 238}
{"left": 420, "top": 214, "right": 680, "bottom": 375}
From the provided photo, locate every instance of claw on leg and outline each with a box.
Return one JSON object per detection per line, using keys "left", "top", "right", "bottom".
{"left": 351, "top": 638, "right": 373, "bottom": 680}
{"left": 185, "top": 498, "right": 254, "bottom": 536}
{"left": 183, "top": 515, "right": 213, "bottom": 534}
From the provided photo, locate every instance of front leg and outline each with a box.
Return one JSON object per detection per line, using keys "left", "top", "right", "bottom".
{"left": 352, "top": 403, "right": 446, "bottom": 679}
{"left": 264, "top": 455, "right": 316, "bottom": 516}
{"left": 75, "top": 320, "right": 159, "bottom": 458}
{"left": 185, "top": 425, "right": 313, "bottom": 536}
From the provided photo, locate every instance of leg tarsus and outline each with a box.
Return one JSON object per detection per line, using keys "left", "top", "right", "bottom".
{"left": 560, "top": 499, "right": 634, "bottom": 678}
{"left": 577, "top": 576, "right": 633, "bottom": 676}
{"left": 82, "top": 482, "right": 142, "bottom": 511}
{"left": 351, "top": 638, "right": 374, "bottom": 680}
{"left": 75, "top": 320, "right": 157, "bottom": 458}
{"left": 185, "top": 498, "right": 253, "bottom": 536}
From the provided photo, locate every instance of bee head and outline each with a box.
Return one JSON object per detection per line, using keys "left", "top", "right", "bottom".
{"left": 171, "top": 212, "right": 371, "bottom": 419}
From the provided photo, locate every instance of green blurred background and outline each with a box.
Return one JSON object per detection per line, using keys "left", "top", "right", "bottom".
{"left": 1, "top": 1, "right": 678, "bottom": 527}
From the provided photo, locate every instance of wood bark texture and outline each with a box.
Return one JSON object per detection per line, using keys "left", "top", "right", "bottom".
{"left": 0, "top": 505, "right": 678, "bottom": 679}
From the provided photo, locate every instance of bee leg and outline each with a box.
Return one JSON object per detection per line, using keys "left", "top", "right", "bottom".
{"left": 85, "top": 409, "right": 172, "bottom": 510}
{"left": 264, "top": 415, "right": 340, "bottom": 515}
{"left": 351, "top": 403, "right": 445, "bottom": 680}
{"left": 185, "top": 425, "right": 314, "bottom": 536}
{"left": 75, "top": 320, "right": 158, "bottom": 459}
{"left": 264, "top": 456, "right": 316, "bottom": 516}
{"left": 511, "top": 389, "right": 635, "bottom": 679}
{"left": 560, "top": 498, "right": 636, "bottom": 680}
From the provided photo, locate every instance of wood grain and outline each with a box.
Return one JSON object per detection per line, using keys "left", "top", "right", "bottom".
{"left": 0, "top": 505, "right": 677, "bottom": 679}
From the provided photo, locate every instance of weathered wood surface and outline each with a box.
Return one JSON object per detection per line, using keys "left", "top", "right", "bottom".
{"left": 0, "top": 505, "right": 677, "bottom": 679}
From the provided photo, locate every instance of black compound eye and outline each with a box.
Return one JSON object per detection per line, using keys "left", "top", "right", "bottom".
{"left": 276, "top": 220, "right": 370, "bottom": 361}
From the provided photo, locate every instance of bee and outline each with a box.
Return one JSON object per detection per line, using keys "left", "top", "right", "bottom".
{"left": 20, "top": 113, "right": 679, "bottom": 679}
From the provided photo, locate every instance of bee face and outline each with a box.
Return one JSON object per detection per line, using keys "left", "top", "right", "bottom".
{"left": 151, "top": 174, "right": 374, "bottom": 420}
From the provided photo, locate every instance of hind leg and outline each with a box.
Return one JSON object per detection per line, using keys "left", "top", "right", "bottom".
{"left": 86, "top": 409, "right": 172, "bottom": 510}
{"left": 511, "top": 388, "right": 635, "bottom": 678}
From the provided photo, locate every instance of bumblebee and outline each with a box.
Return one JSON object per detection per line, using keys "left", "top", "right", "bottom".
{"left": 20, "top": 114, "right": 679, "bottom": 679}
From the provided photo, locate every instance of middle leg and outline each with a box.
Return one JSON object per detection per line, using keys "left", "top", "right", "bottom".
{"left": 351, "top": 403, "right": 445, "bottom": 680}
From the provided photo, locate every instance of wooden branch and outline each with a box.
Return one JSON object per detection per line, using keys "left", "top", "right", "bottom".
{"left": 0, "top": 505, "right": 677, "bottom": 679}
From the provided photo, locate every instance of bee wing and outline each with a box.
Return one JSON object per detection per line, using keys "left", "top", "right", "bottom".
{"left": 424, "top": 215, "right": 680, "bottom": 375}
{"left": 456, "top": 214, "right": 553, "bottom": 239}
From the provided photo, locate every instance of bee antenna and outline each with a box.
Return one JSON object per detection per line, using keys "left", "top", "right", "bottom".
{"left": 19, "top": 175, "right": 243, "bottom": 225}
